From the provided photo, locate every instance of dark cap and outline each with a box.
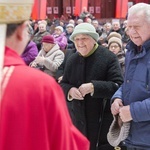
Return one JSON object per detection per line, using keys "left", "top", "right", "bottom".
{"left": 42, "top": 35, "right": 55, "bottom": 44}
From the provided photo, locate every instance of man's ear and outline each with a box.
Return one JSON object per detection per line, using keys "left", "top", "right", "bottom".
{"left": 16, "top": 22, "right": 26, "bottom": 41}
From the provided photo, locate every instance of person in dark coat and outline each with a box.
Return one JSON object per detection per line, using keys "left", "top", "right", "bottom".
{"left": 108, "top": 37, "right": 125, "bottom": 76}
{"left": 55, "top": 48, "right": 76, "bottom": 83}
{"left": 55, "top": 48, "right": 76, "bottom": 122}
{"left": 32, "top": 21, "right": 50, "bottom": 51}
{"left": 65, "top": 24, "right": 75, "bottom": 50}
{"left": 60, "top": 23, "right": 123, "bottom": 150}
{"left": 109, "top": 21, "right": 124, "bottom": 36}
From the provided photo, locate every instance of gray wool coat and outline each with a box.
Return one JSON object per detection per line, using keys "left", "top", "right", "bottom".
{"left": 33, "top": 44, "right": 64, "bottom": 78}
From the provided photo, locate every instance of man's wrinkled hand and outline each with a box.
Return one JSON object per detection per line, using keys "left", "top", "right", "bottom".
{"left": 111, "top": 98, "right": 123, "bottom": 115}
{"left": 119, "top": 105, "right": 132, "bottom": 122}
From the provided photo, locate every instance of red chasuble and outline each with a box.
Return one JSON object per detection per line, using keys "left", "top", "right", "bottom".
{"left": 0, "top": 47, "right": 89, "bottom": 150}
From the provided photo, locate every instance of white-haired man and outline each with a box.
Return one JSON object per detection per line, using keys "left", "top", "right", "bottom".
{"left": 111, "top": 3, "right": 150, "bottom": 150}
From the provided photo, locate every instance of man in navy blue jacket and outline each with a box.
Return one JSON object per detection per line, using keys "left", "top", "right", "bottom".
{"left": 111, "top": 3, "right": 150, "bottom": 150}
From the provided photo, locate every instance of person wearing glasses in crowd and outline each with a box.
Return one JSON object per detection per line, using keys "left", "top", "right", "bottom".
{"left": 108, "top": 36, "right": 125, "bottom": 76}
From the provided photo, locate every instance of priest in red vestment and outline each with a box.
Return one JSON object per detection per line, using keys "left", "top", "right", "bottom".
{"left": 0, "top": 1, "right": 89, "bottom": 150}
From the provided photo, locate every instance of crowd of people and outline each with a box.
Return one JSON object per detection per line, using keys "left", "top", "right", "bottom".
{"left": 26, "top": 13, "right": 129, "bottom": 80}
{"left": 1, "top": 1, "right": 150, "bottom": 150}
{"left": 22, "top": 7, "right": 133, "bottom": 150}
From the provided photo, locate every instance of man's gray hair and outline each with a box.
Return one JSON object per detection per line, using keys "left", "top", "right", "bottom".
{"left": 128, "top": 3, "right": 150, "bottom": 23}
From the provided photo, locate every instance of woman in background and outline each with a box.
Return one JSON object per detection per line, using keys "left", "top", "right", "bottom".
{"left": 30, "top": 35, "right": 64, "bottom": 78}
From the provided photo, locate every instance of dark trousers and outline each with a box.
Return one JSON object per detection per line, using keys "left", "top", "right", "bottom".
{"left": 127, "top": 148, "right": 146, "bottom": 150}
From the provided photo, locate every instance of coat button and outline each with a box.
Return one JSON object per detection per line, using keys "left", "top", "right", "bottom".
{"left": 114, "top": 147, "right": 121, "bottom": 150}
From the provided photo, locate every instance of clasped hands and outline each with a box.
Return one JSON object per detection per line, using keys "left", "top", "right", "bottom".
{"left": 35, "top": 55, "right": 45, "bottom": 64}
{"left": 69, "top": 83, "right": 94, "bottom": 100}
{"left": 111, "top": 98, "right": 132, "bottom": 123}
{"left": 30, "top": 56, "right": 45, "bottom": 67}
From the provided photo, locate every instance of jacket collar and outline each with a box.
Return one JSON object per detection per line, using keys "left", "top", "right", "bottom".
{"left": 83, "top": 43, "right": 98, "bottom": 57}
{"left": 126, "top": 39, "right": 150, "bottom": 53}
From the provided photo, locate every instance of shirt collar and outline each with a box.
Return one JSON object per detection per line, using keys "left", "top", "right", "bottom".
{"left": 83, "top": 43, "right": 98, "bottom": 57}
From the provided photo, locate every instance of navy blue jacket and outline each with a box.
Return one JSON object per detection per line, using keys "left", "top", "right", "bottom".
{"left": 112, "top": 40, "right": 150, "bottom": 149}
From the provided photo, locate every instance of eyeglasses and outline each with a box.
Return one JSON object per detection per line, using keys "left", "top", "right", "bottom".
{"left": 74, "top": 37, "right": 89, "bottom": 42}
{"left": 110, "top": 45, "right": 120, "bottom": 49}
